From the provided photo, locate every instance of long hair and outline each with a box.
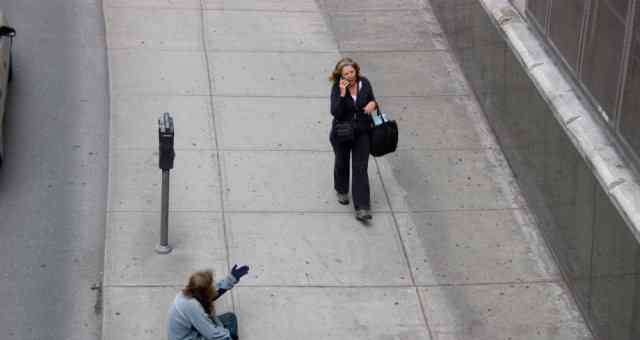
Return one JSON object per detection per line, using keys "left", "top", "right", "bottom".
{"left": 329, "top": 57, "right": 360, "bottom": 84}
{"left": 182, "top": 270, "right": 218, "bottom": 316}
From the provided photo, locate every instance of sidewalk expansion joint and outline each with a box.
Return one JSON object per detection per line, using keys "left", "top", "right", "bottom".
{"left": 339, "top": 48, "right": 450, "bottom": 54}
{"left": 402, "top": 207, "right": 525, "bottom": 213}
{"left": 394, "top": 146, "right": 499, "bottom": 152}
{"left": 210, "top": 94, "right": 473, "bottom": 98}
{"left": 202, "top": 8, "right": 433, "bottom": 14}
{"left": 108, "top": 47, "right": 338, "bottom": 53}
{"left": 415, "top": 279, "right": 563, "bottom": 288}
{"left": 104, "top": 5, "right": 202, "bottom": 10}
{"left": 235, "top": 280, "right": 565, "bottom": 288}
{"left": 102, "top": 278, "right": 563, "bottom": 290}
{"left": 104, "top": 284, "right": 418, "bottom": 289}
{"left": 211, "top": 48, "right": 448, "bottom": 53}
{"left": 220, "top": 210, "right": 396, "bottom": 214}
{"left": 105, "top": 209, "right": 396, "bottom": 214}
{"left": 204, "top": 8, "right": 321, "bottom": 13}
{"left": 106, "top": 93, "right": 473, "bottom": 99}
{"left": 207, "top": 50, "right": 339, "bottom": 54}
{"left": 103, "top": 284, "right": 184, "bottom": 288}
{"left": 104, "top": 6, "right": 429, "bottom": 13}
{"left": 111, "top": 147, "right": 335, "bottom": 152}
{"left": 199, "top": 0, "right": 235, "bottom": 312}
{"left": 373, "top": 159, "right": 434, "bottom": 339}
{"left": 216, "top": 148, "right": 334, "bottom": 152}
{"left": 107, "top": 47, "right": 205, "bottom": 52}
{"left": 107, "top": 48, "right": 453, "bottom": 55}
{"left": 105, "top": 208, "right": 527, "bottom": 214}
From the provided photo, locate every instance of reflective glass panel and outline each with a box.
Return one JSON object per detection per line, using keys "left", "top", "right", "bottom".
{"left": 548, "top": 0, "right": 586, "bottom": 72}
{"left": 620, "top": 3, "right": 640, "bottom": 155}
{"left": 606, "top": 0, "right": 630, "bottom": 20}
{"left": 527, "top": 0, "right": 549, "bottom": 32}
{"left": 581, "top": 0, "right": 626, "bottom": 118}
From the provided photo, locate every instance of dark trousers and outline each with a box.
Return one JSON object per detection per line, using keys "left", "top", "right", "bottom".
{"left": 218, "top": 312, "right": 238, "bottom": 340}
{"left": 330, "top": 129, "right": 371, "bottom": 210}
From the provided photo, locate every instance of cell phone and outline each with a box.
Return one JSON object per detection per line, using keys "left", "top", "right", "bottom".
{"left": 341, "top": 77, "right": 349, "bottom": 87}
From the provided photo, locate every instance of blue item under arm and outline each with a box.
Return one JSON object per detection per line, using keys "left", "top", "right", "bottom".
{"left": 213, "top": 274, "right": 237, "bottom": 301}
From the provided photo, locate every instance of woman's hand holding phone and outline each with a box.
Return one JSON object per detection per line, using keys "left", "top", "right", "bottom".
{"left": 339, "top": 78, "right": 350, "bottom": 97}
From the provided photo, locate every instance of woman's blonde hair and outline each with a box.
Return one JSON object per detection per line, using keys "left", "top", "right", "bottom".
{"left": 329, "top": 57, "right": 360, "bottom": 83}
{"left": 182, "top": 270, "right": 218, "bottom": 316}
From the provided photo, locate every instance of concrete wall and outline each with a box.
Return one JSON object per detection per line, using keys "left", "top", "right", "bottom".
{"left": 428, "top": 0, "right": 640, "bottom": 339}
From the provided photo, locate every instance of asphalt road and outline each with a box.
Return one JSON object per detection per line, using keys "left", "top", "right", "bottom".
{"left": 0, "top": 1, "right": 108, "bottom": 339}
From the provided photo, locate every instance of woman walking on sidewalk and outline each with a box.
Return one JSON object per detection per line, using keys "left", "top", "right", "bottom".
{"left": 329, "top": 57, "right": 378, "bottom": 221}
{"left": 167, "top": 265, "right": 249, "bottom": 340}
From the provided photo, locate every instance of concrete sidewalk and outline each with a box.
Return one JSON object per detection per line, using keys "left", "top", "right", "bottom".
{"left": 100, "top": 0, "right": 592, "bottom": 339}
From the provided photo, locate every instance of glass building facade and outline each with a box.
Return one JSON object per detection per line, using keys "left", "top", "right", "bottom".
{"left": 529, "top": 0, "right": 640, "bottom": 165}
{"left": 430, "top": 0, "right": 640, "bottom": 339}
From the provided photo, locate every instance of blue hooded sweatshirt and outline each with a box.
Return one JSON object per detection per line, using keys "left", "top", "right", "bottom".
{"left": 167, "top": 275, "right": 237, "bottom": 340}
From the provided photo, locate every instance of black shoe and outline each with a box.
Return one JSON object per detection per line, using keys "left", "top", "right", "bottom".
{"left": 355, "top": 209, "right": 372, "bottom": 221}
{"left": 337, "top": 192, "right": 349, "bottom": 205}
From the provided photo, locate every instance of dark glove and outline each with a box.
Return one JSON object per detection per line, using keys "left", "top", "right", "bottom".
{"left": 230, "top": 264, "right": 249, "bottom": 282}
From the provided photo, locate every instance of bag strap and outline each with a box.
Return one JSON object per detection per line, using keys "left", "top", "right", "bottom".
{"left": 374, "top": 106, "right": 386, "bottom": 123}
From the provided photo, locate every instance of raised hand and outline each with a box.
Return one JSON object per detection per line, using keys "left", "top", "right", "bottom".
{"left": 339, "top": 79, "right": 350, "bottom": 96}
{"left": 230, "top": 264, "right": 250, "bottom": 282}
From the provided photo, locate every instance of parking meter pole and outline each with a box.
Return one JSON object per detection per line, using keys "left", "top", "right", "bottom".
{"left": 156, "top": 170, "right": 171, "bottom": 254}
{"left": 156, "top": 112, "right": 175, "bottom": 254}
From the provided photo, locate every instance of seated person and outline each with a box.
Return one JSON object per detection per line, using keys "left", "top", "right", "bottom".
{"left": 168, "top": 264, "right": 250, "bottom": 340}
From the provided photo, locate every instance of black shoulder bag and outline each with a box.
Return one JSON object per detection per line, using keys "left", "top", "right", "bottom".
{"left": 333, "top": 82, "right": 357, "bottom": 143}
{"left": 369, "top": 107, "right": 398, "bottom": 157}
{"left": 334, "top": 119, "right": 354, "bottom": 143}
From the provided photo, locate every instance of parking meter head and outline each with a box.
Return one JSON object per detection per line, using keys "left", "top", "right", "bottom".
{"left": 158, "top": 113, "right": 175, "bottom": 170}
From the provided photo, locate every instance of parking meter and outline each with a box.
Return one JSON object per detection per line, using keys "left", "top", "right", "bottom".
{"left": 158, "top": 112, "right": 175, "bottom": 170}
{"left": 0, "top": 26, "right": 16, "bottom": 38}
{"left": 157, "top": 112, "right": 174, "bottom": 254}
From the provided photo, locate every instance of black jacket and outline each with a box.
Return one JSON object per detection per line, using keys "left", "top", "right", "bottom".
{"left": 330, "top": 76, "right": 376, "bottom": 132}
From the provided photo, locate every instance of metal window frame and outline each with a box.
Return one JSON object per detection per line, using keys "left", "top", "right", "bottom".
{"left": 615, "top": 0, "right": 637, "bottom": 130}
{"left": 543, "top": 0, "right": 552, "bottom": 33}
{"left": 542, "top": 0, "right": 590, "bottom": 78}
{"left": 525, "top": 0, "right": 548, "bottom": 35}
{"left": 614, "top": 0, "right": 640, "bottom": 175}
{"left": 526, "top": 0, "right": 640, "bottom": 169}
{"left": 580, "top": 0, "right": 619, "bottom": 124}
{"left": 577, "top": 0, "right": 593, "bottom": 79}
